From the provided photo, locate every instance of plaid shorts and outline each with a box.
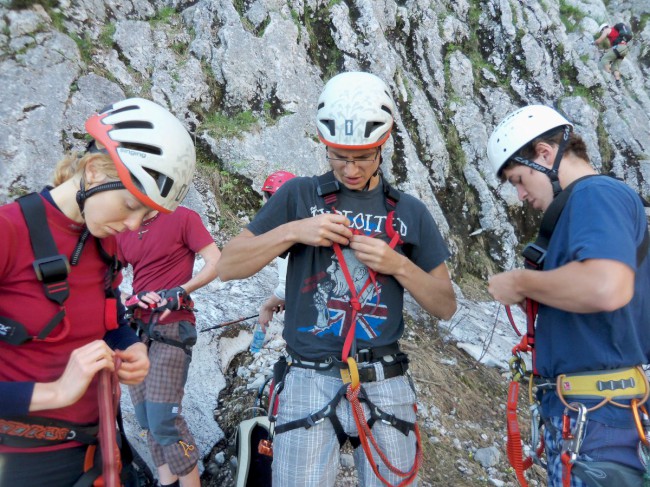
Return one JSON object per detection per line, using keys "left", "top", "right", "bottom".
{"left": 129, "top": 320, "right": 199, "bottom": 476}
{"left": 273, "top": 367, "right": 418, "bottom": 487}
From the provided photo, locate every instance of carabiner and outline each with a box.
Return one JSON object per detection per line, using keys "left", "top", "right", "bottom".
{"left": 561, "top": 402, "right": 588, "bottom": 464}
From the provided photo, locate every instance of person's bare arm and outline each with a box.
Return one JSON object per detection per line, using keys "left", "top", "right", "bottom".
{"left": 180, "top": 242, "right": 221, "bottom": 294}
{"left": 488, "top": 259, "right": 633, "bottom": 313}
{"left": 218, "top": 213, "right": 353, "bottom": 281}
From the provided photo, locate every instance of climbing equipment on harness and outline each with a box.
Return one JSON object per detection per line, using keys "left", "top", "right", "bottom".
{"left": 560, "top": 403, "right": 588, "bottom": 486}
{"left": 125, "top": 290, "right": 197, "bottom": 355}
{"left": 503, "top": 175, "right": 650, "bottom": 486}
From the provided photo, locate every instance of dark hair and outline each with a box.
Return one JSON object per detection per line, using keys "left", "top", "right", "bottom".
{"left": 519, "top": 128, "right": 589, "bottom": 163}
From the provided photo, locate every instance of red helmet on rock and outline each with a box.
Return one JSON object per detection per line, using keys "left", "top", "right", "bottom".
{"left": 261, "top": 170, "right": 296, "bottom": 197}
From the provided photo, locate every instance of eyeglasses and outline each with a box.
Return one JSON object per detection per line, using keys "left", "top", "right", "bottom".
{"left": 326, "top": 149, "right": 380, "bottom": 167}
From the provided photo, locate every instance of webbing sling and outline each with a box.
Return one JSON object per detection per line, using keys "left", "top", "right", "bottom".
{"left": 0, "top": 193, "right": 71, "bottom": 345}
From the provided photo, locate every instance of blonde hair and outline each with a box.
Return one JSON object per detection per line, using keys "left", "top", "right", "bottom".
{"left": 52, "top": 152, "right": 118, "bottom": 187}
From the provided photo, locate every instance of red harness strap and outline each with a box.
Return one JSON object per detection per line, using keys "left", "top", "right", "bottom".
{"left": 332, "top": 211, "right": 422, "bottom": 486}
{"left": 334, "top": 211, "right": 402, "bottom": 361}
{"left": 505, "top": 299, "right": 545, "bottom": 486}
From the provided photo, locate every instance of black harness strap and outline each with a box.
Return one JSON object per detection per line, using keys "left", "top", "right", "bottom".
{"left": 522, "top": 175, "right": 650, "bottom": 270}
{"left": 315, "top": 170, "right": 401, "bottom": 215}
{"left": 0, "top": 194, "right": 71, "bottom": 345}
{"left": 19, "top": 193, "right": 70, "bottom": 305}
{"left": 131, "top": 316, "right": 193, "bottom": 356}
{"left": 274, "top": 383, "right": 416, "bottom": 448}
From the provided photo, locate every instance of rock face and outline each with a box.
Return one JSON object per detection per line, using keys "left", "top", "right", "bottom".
{"left": 2, "top": 0, "right": 650, "bottom": 484}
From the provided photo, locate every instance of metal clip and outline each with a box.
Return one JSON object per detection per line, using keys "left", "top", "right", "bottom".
{"left": 509, "top": 353, "right": 527, "bottom": 382}
{"left": 561, "top": 402, "right": 588, "bottom": 464}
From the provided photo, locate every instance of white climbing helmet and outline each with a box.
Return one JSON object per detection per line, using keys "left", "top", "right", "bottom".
{"left": 316, "top": 72, "right": 395, "bottom": 149}
{"left": 598, "top": 23, "right": 609, "bottom": 33}
{"left": 85, "top": 97, "right": 196, "bottom": 213}
{"left": 487, "top": 105, "right": 573, "bottom": 177}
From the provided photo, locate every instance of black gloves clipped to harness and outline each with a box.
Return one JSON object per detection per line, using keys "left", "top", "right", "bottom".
{"left": 125, "top": 286, "right": 193, "bottom": 314}
{"left": 157, "top": 286, "right": 189, "bottom": 311}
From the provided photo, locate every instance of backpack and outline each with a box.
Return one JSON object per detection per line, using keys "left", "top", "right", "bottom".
{"left": 613, "top": 22, "right": 633, "bottom": 45}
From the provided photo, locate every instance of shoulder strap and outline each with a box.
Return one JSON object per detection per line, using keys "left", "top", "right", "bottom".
{"left": 316, "top": 171, "right": 340, "bottom": 210}
{"left": 17, "top": 193, "right": 70, "bottom": 304}
{"left": 315, "top": 170, "right": 401, "bottom": 213}
{"left": 522, "top": 175, "right": 597, "bottom": 269}
{"left": 523, "top": 175, "right": 649, "bottom": 269}
{"left": 0, "top": 193, "right": 71, "bottom": 345}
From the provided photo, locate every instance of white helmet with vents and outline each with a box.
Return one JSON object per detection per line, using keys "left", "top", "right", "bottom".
{"left": 487, "top": 105, "right": 573, "bottom": 177}
{"left": 85, "top": 97, "right": 196, "bottom": 213}
{"left": 316, "top": 72, "right": 395, "bottom": 149}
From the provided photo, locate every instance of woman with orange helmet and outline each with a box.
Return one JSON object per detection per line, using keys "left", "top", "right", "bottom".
{"left": 0, "top": 98, "right": 196, "bottom": 486}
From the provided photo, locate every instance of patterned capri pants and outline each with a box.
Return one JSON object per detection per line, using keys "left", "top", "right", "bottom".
{"left": 129, "top": 320, "right": 199, "bottom": 476}
{"left": 273, "top": 366, "right": 419, "bottom": 487}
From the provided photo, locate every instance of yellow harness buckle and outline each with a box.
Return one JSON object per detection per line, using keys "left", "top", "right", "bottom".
{"left": 340, "top": 357, "right": 360, "bottom": 387}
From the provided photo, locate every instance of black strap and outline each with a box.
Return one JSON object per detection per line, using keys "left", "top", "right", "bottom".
{"left": 315, "top": 171, "right": 401, "bottom": 214}
{"left": 523, "top": 175, "right": 649, "bottom": 270}
{"left": 0, "top": 194, "right": 71, "bottom": 345}
{"left": 275, "top": 384, "right": 348, "bottom": 446}
{"left": 17, "top": 193, "right": 70, "bottom": 305}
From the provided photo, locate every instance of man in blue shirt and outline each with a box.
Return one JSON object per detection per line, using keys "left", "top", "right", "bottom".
{"left": 487, "top": 105, "right": 650, "bottom": 486}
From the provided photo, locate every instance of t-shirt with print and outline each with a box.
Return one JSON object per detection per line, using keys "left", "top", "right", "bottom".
{"left": 247, "top": 174, "right": 451, "bottom": 360}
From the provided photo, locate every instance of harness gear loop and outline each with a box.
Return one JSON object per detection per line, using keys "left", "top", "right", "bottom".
{"left": 555, "top": 366, "right": 650, "bottom": 413}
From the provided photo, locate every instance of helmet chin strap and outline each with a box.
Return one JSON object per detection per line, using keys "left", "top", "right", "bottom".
{"left": 76, "top": 178, "right": 126, "bottom": 214}
{"left": 510, "top": 125, "right": 571, "bottom": 199}
{"left": 362, "top": 153, "right": 383, "bottom": 191}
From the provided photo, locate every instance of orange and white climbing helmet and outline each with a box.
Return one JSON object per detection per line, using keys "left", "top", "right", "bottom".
{"left": 85, "top": 97, "right": 196, "bottom": 213}
{"left": 316, "top": 72, "right": 395, "bottom": 150}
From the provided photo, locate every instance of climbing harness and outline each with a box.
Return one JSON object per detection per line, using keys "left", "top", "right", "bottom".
{"left": 504, "top": 176, "right": 650, "bottom": 486}
{"left": 125, "top": 293, "right": 196, "bottom": 355}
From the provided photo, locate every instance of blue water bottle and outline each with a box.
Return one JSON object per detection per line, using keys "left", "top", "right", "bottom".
{"left": 250, "top": 323, "right": 266, "bottom": 353}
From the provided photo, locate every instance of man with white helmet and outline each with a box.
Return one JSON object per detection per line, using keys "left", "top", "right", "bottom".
{"left": 218, "top": 71, "right": 456, "bottom": 485}
{"left": 487, "top": 105, "right": 650, "bottom": 486}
